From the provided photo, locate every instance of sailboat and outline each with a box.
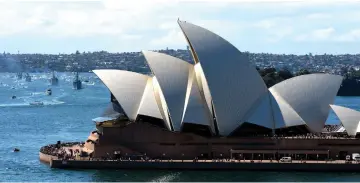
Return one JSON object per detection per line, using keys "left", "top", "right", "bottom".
{"left": 49, "top": 71, "right": 59, "bottom": 86}
{"left": 73, "top": 72, "right": 82, "bottom": 90}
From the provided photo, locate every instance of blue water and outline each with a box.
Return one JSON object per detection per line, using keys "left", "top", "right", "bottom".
{"left": 1, "top": 72, "right": 360, "bottom": 182}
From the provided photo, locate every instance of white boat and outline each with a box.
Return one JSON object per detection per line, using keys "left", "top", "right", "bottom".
{"left": 29, "top": 101, "right": 44, "bottom": 106}
{"left": 46, "top": 88, "right": 52, "bottom": 96}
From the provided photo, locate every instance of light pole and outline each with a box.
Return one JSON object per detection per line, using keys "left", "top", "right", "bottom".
{"left": 182, "top": 153, "right": 184, "bottom": 162}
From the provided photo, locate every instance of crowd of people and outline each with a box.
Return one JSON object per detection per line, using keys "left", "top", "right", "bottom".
{"left": 230, "top": 133, "right": 354, "bottom": 139}
{"left": 270, "top": 133, "right": 353, "bottom": 139}
{"left": 40, "top": 141, "right": 85, "bottom": 157}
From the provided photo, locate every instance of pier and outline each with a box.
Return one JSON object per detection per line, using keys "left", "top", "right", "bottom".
{"left": 40, "top": 142, "right": 360, "bottom": 172}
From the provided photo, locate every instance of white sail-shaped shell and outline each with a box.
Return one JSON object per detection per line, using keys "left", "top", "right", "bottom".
{"left": 182, "top": 68, "right": 215, "bottom": 134}
{"left": 143, "top": 50, "right": 192, "bottom": 131}
{"left": 137, "top": 77, "right": 163, "bottom": 120}
{"left": 269, "top": 74, "right": 343, "bottom": 132}
{"left": 93, "top": 69, "right": 148, "bottom": 121}
{"left": 330, "top": 105, "right": 360, "bottom": 136}
{"left": 178, "top": 20, "right": 268, "bottom": 136}
{"left": 194, "top": 63, "right": 213, "bottom": 117}
{"left": 244, "top": 92, "right": 276, "bottom": 129}
{"left": 270, "top": 91, "right": 306, "bottom": 129}
{"left": 152, "top": 76, "right": 172, "bottom": 130}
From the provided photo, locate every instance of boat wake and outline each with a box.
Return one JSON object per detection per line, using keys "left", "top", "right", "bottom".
{"left": 0, "top": 92, "right": 67, "bottom": 108}
{"left": 31, "top": 92, "right": 45, "bottom": 96}
{"left": 83, "top": 82, "right": 95, "bottom": 86}
{"left": 150, "top": 172, "right": 181, "bottom": 182}
{"left": 0, "top": 99, "right": 65, "bottom": 107}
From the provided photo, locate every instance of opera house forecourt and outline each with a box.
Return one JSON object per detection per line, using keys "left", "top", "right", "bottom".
{"left": 40, "top": 20, "right": 360, "bottom": 171}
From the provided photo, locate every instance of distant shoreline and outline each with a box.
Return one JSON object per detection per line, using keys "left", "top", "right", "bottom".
{"left": 3, "top": 71, "right": 360, "bottom": 96}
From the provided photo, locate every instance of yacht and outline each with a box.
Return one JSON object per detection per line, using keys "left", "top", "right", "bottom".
{"left": 73, "top": 72, "right": 82, "bottom": 90}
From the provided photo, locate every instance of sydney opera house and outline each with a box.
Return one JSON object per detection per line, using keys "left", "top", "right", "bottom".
{"left": 82, "top": 20, "right": 360, "bottom": 161}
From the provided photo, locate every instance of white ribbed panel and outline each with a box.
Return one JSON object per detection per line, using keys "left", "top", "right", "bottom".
{"left": 270, "top": 90, "right": 306, "bottom": 129}
{"left": 269, "top": 74, "right": 343, "bottom": 132}
{"left": 178, "top": 20, "right": 268, "bottom": 136}
{"left": 143, "top": 50, "right": 192, "bottom": 131}
{"left": 137, "top": 77, "right": 163, "bottom": 120}
{"left": 93, "top": 69, "right": 148, "bottom": 121}
{"left": 194, "top": 63, "right": 213, "bottom": 117}
{"left": 330, "top": 105, "right": 360, "bottom": 136}
{"left": 152, "top": 76, "right": 172, "bottom": 130}
{"left": 182, "top": 68, "right": 215, "bottom": 134}
{"left": 244, "top": 92, "right": 275, "bottom": 129}
{"left": 182, "top": 66, "right": 195, "bottom": 121}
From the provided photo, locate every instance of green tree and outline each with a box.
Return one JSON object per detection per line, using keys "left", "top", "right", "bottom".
{"left": 295, "top": 69, "right": 311, "bottom": 76}
{"left": 278, "top": 67, "right": 294, "bottom": 80}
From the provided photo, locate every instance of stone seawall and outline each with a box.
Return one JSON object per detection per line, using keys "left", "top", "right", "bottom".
{"left": 50, "top": 160, "right": 360, "bottom": 172}
{"left": 39, "top": 152, "right": 57, "bottom": 164}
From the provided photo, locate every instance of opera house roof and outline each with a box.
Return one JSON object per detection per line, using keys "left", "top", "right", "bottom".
{"left": 93, "top": 20, "right": 349, "bottom": 137}
{"left": 330, "top": 105, "right": 360, "bottom": 136}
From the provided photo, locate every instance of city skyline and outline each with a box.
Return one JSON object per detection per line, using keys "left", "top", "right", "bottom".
{"left": 1, "top": 0, "right": 360, "bottom": 54}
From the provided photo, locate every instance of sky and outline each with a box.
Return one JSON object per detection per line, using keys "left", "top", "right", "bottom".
{"left": 1, "top": 0, "right": 360, "bottom": 54}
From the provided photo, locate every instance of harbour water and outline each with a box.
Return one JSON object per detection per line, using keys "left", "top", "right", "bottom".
{"left": 1, "top": 72, "right": 360, "bottom": 182}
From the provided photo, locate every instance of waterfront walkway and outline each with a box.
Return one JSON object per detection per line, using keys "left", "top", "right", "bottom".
{"left": 62, "top": 159, "right": 352, "bottom": 164}
{"left": 49, "top": 158, "right": 360, "bottom": 171}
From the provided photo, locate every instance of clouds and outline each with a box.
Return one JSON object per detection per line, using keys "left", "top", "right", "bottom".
{"left": 0, "top": 0, "right": 360, "bottom": 54}
{"left": 295, "top": 27, "right": 335, "bottom": 42}
{"left": 336, "top": 29, "right": 360, "bottom": 42}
